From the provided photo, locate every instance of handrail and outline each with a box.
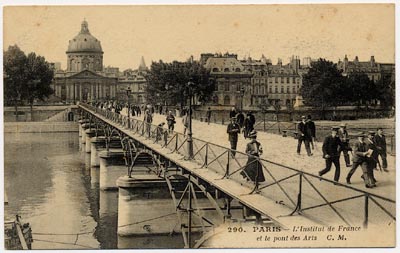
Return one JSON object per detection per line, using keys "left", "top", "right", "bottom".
{"left": 79, "top": 103, "right": 395, "bottom": 227}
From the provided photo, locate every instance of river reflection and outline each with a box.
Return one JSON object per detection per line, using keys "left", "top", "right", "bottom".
{"left": 4, "top": 132, "right": 182, "bottom": 249}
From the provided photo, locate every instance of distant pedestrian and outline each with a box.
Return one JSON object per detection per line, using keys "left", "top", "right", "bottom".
{"left": 183, "top": 113, "right": 189, "bottom": 136}
{"left": 156, "top": 122, "right": 165, "bottom": 142}
{"left": 166, "top": 111, "right": 176, "bottom": 133}
{"left": 144, "top": 109, "right": 153, "bottom": 137}
{"left": 206, "top": 107, "right": 212, "bottom": 125}
{"left": 236, "top": 111, "right": 245, "bottom": 129}
{"left": 346, "top": 132, "right": 374, "bottom": 187}
{"left": 319, "top": 127, "right": 342, "bottom": 184}
{"left": 306, "top": 115, "right": 316, "bottom": 150}
{"left": 243, "top": 114, "right": 254, "bottom": 139}
{"left": 297, "top": 116, "right": 312, "bottom": 156}
{"left": 227, "top": 117, "right": 241, "bottom": 157}
{"left": 240, "top": 130, "right": 265, "bottom": 184}
{"left": 229, "top": 107, "right": 237, "bottom": 119}
{"left": 374, "top": 128, "right": 388, "bottom": 172}
{"left": 338, "top": 123, "right": 351, "bottom": 167}
{"left": 248, "top": 111, "right": 256, "bottom": 126}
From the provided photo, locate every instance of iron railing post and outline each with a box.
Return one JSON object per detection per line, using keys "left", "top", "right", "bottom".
{"left": 188, "top": 174, "right": 192, "bottom": 249}
{"left": 364, "top": 194, "right": 369, "bottom": 229}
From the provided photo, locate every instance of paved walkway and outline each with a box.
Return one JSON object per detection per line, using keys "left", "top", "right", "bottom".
{"left": 130, "top": 111, "right": 395, "bottom": 200}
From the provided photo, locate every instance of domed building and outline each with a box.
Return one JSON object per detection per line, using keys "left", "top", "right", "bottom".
{"left": 53, "top": 20, "right": 118, "bottom": 102}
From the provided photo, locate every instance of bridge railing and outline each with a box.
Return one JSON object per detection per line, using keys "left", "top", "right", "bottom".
{"left": 81, "top": 103, "right": 395, "bottom": 228}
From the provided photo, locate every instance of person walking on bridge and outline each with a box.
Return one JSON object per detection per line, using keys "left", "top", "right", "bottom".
{"left": 240, "top": 130, "right": 266, "bottom": 184}
{"left": 227, "top": 117, "right": 241, "bottom": 157}
{"left": 319, "top": 127, "right": 343, "bottom": 184}
{"left": 206, "top": 107, "right": 212, "bottom": 125}
{"left": 374, "top": 128, "right": 388, "bottom": 172}
{"left": 297, "top": 116, "right": 312, "bottom": 156}
{"left": 166, "top": 111, "right": 176, "bottom": 134}
{"left": 345, "top": 132, "right": 374, "bottom": 187}
{"left": 338, "top": 123, "right": 352, "bottom": 167}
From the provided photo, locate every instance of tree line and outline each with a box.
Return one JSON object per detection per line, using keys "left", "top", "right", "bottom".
{"left": 301, "top": 59, "right": 395, "bottom": 111}
{"left": 4, "top": 45, "right": 54, "bottom": 119}
{"left": 145, "top": 60, "right": 214, "bottom": 108}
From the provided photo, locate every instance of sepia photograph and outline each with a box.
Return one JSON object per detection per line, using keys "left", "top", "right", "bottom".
{"left": 2, "top": 2, "right": 397, "bottom": 251}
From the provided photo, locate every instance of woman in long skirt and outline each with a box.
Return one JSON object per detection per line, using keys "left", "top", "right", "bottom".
{"left": 241, "top": 130, "right": 266, "bottom": 183}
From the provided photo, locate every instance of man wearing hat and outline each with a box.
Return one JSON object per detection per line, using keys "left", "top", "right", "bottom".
{"left": 346, "top": 132, "right": 375, "bottom": 187}
{"left": 319, "top": 127, "right": 343, "bottom": 183}
{"left": 297, "top": 115, "right": 312, "bottom": 156}
{"left": 227, "top": 116, "right": 241, "bottom": 157}
{"left": 338, "top": 123, "right": 352, "bottom": 167}
{"left": 374, "top": 128, "right": 388, "bottom": 172}
{"left": 365, "top": 131, "right": 379, "bottom": 185}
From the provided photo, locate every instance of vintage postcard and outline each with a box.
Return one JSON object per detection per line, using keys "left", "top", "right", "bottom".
{"left": 2, "top": 2, "right": 397, "bottom": 251}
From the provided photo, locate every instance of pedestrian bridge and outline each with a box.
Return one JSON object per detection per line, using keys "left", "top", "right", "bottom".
{"left": 78, "top": 103, "right": 395, "bottom": 248}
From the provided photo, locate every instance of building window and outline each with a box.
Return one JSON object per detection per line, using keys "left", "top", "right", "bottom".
{"left": 212, "top": 68, "right": 219, "bottom": 72}
{"left": 269, "top": 86, "right": 272, "bottom": 93}
{"left": 292, "top": 86, "right": 296, "bottom": 93}
{"left": 269, "top": 78, "right": 272, "bottom": 83}
{"left": 281, "top": 86, "right": 284, "bottom": 93}
{"left": 287, "top": 77, "right": 290, "bottom": 83}
{"left": 287, "top": 86, "right": 290, "bottom": 93}
{"left": 255, "top": 86, "right": 259, "bottom": 95}
{"left": 225, "top": 83, "right": 230, "bottom": 92}
{"left": 224, "top": 95, "right": 231, "bottom": 105}
{"left": 261, "top": 86, "right": 265, "bottom": 94}
{"left": 224, "top": 68, "right": 230, "bottom": 72}
{"left": 235, "top": 68, "right": 241, "bottom": 72}
{"left": 275, "top": 86, "right": 278, "bottom": 93}
{"left": 275, "top": 77, "right": 278, "bottom": 83}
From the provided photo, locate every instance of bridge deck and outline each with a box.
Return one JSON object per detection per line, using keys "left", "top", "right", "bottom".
{"left": 83, "top": 106, "right": 322, "bottom": 229}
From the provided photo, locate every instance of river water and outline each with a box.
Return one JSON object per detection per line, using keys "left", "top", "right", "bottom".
{"left": 4, "top": 132, "right": 183, "bottom": 249}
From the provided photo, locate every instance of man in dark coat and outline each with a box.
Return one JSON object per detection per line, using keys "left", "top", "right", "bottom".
{"left": 243, "top": 114, "right": 254, "bottom": 139}
{"left": 338, "top": 123, "right": 351, "bottom": 167}
{"left": 297, "top": 116, "right": 312, "bottom": 156}
{"left": 374, "top": 128, "right": 388, "bottom": 171}
{"left": 306, "top": 115, "right": 316, "bottom": 150}
{"left": 227, "top": 117, "right": 241, "bottom": 157}
{"left": 236, "top": 111, "right": 245, "bottom": 129}
{"left": 248, "top": 111, "right": 256, "bottom": 126}
{"left": 365, "top": 131, "right": 378, "bottom": 185}
{"left": 229, "top": 107, "right": 237, "bottom": 119}
{"left": 346, "top": 132, "right": 374, "bottom": 187}
{"left": 206, "top": 107, "right": 212, "bottom": 125}
{"left": 319, "top": 127, "right": 342, "bottom": 183}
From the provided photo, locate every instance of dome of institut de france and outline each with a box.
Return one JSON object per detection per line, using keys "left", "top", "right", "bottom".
{"left": 67, "top": 19, "right": 103, "bottom": 53}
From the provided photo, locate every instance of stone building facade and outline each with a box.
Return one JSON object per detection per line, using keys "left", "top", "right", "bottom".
{"left": 202, "top": 53, "right": 304, "bottom": 109}
{"left": 337, "top": 55, "right": 395, "bottom": 83}
{"left": 53, "top": 20, "right": 118, "bottom": 102}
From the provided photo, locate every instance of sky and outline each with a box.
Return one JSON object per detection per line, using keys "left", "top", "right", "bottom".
{"left": 3, "top": 4, "right": 395, "bottom": 71}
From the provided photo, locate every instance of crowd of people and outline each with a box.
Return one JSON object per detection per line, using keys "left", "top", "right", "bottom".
{"left": 91, "top": 100, "right": 389, "bottom": 189}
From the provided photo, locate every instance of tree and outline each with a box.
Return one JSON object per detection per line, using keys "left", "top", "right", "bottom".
{"left": 301, "top": 59, "right": 345, "bottom": 119}
{"left": 4, "top": 45, "right": 54, "bottom": 121}
{"left": 25, "top": 52, "right": 54, "bottom": 120}
{"left": 4, "top": 45, "right": 27, "bottom": 121}
{"left": 145, "top": 60, "right": 214, "bottom": 108}
{"left": 376, "top": 74, "right": 395, "bottom": 109}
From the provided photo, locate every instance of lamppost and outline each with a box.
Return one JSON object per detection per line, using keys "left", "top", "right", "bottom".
{"left": 186, "top": 79, "right": 195, "bottom": 159}
{"left": 240, "top": 87, "right": 245, "bottom": 111}
{"left": 165, "top": 83, "right": 170, "bottom": 114}
{"left": 126, "top": 86, "right": 131, "bottom": 128}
